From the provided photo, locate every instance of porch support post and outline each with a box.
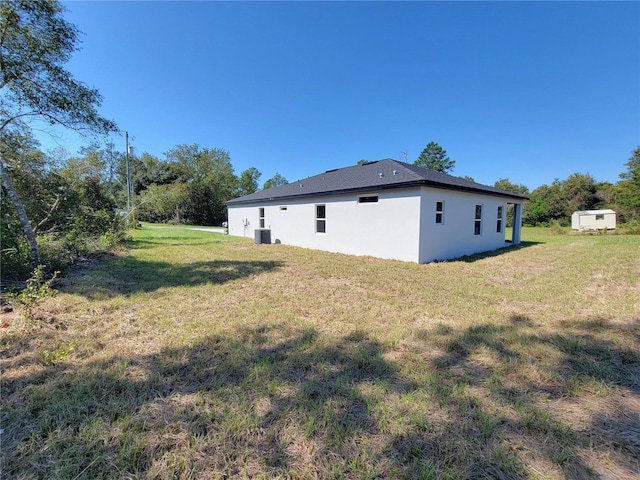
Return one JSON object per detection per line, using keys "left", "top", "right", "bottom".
{"left": 512, "top": 203, "right": 523, "bottom": 245}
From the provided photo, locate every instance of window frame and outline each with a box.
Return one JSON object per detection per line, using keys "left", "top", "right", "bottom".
{"left": 474, "top": 204, "right": 483, "bottom": 236}
{"left": 315, "top": 204, "right": 326, "bottom": 234}
{"left": 435, "top": 201, "right": 444, "bottom": 224}
{"left": 258, "top": 207, "right": 265, "bottom": 228}
{"left": 496, "top": 206, "right": 503, "bottom": 233}
{"left": 358, "top": 195, "right": 379, "bottom": 204}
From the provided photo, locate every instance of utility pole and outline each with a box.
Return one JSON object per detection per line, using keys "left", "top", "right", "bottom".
{"left": 125, "top": 131, "right": 135, "bottom": 228}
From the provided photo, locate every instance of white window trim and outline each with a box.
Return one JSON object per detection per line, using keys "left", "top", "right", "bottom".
{"left": 435, "top": 201, "right": 444, "bottom": 225}
{"left": 474, "top": 204, "right": 483, "bottom": 236}
{"left": 315, "top": 204, "right": 326, "bottom": 234}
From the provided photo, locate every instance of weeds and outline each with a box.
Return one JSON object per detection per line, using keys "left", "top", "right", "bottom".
{"left": 8, "top": 265, "right": 58, "bottom": 326}
{"left": 41, "top": 342, "right": 77, "bottom": 366}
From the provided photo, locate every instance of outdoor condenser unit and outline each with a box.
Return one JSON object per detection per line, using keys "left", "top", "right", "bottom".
{"left": 254, "top": 228, "right": 271, "bottom": 245}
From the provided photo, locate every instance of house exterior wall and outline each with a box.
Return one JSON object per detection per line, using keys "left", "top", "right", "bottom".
{"left": 571, "top": 211, "right": 616, "bottom": 230}
{"left": 418, "top": 188, "right": 512, "bottom": 263}
{"left": 228, "top": 187, "right": 524, "bottom": 263}
{"left": 227, "top": 188, "right": 423, "bottom": 262}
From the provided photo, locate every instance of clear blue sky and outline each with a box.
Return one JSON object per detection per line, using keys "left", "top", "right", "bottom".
{"left": 35, "top": 1, "right": 639, "bottom": 191}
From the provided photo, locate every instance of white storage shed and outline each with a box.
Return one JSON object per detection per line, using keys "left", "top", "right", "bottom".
{"left": 571, "top": 209, "right": 616, "bottom": 231}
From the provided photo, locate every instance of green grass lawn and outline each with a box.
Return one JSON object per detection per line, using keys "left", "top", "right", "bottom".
{"left": 2, "top": 226, "right": 639, "bottom": 479}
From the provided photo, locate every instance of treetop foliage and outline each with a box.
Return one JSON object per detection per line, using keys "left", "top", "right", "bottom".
{"left": 237, "top": 167, "right": 261, "bottom": 196}
{"left": 263, "top": 172, "right": 288, "bottom": 190}
{"left": 614, "top": 146, "right": 640, "bottom": 221}
{"left": 493, "top": 178, "right": 529, "bottom": 196}
{"left": 0, "top": 0, "right": 117, "bottom": 134}
{"left": 414, "top": 141, "right": 456, "bottom": 173}
{"left": 620, "top": 146, "right": 640, "bottom": 184}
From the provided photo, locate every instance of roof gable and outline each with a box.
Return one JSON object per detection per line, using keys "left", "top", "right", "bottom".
{"left": 227, "top": 159, "right": 528, "bottom": 205}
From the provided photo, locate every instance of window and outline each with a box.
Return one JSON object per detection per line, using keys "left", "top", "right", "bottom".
{"left": 358, "top": 196, "right": 378, "bottom": 203}
{"left": 436, "top": 201, "right": 444, "bottom": 224}
{"left": 280, "top": 206, "right": 288, "bottom": 211}
{"left": 497, "top": 206, "right": 503, "bottom": 233}
{"left": 474, "top": 204, "right": 482, "bottom": 235}
{"left": 595, "top": 214, "right": 604, "bottom": 220}
{"left": 316, "top": 204, "right": 326, "bottom": 233}
{"left": 259, "top": 208, "right": 265, "bottom": 228}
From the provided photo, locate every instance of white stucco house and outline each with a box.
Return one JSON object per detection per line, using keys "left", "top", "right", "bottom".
{"left": 226, "top": 159, "right": 528, "bottom": 264}
{"left": 571, "top": 209, "right": 616, "bottom": 231}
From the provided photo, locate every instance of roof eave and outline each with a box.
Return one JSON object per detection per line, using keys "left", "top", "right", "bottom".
{"left": 226, "top": 180, "right": 528, "bottom": 206}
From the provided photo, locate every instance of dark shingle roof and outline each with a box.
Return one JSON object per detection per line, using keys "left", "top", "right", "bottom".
{"left": 226, "top": 159, "right": 528, "bottom": 205}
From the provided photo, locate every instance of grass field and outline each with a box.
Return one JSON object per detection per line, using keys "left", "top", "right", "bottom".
{"left": 1, "top": 226, "right": 639, "bottom": 479}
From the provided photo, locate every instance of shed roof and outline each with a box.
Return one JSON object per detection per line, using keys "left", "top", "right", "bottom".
{"left": 227, "top": 159, "right": 529, "bottom": 205}
{"left": 574, "top": 209, "right": 616, "bottom": 215}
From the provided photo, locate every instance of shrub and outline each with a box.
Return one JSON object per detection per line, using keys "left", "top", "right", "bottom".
{"left": 8, "top": 265, "right": 58, "bottom": 326}
{"left": 548, "top": 221, "right": 567, "bottom": 236}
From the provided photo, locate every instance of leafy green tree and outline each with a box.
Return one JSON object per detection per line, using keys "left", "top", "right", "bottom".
{"left": 0, "top": 0, "right": 117, "bottom": 266}
{"left": 595, "top": 181, "right": 615, "bottom": 208}
{"left": 137, "top": 152, "right": 180, "bottom": 190}
{"left": 113, "top": 151, "right": 179, "bottom": 209}
{"left": 564, "top": 173, "right": 599, "bottom": 212}
{"left": 165, "top": 144, "right": 236, "bottom": 225}
{"left": 1, "top": 132, "right": 50, "bottom": 272}
{"left": 0, "top": 134, "right": 120, "bottom": 277}
{"left": 0, "top": 1, "right": 116, "bottom": 133}
{"left": 237, "top": 167, "right": 261, "bottom": 196}
{"left": 494, "top": 178, "right": 529, "bottom": 196}
{"left": 414, "top": 142, "right": 455, "bottom": 173}
{"left": 525, "top": 181, "right": 569, "bottom": 226}
{"left": 615, "top": 146, "right": 640, "bottom": 221}
{"left": 136, "top": 183, "right": 189, "bottom": 224}
{"left": 523, "top": 198, "right": 549, "bottom": 226}
{"left": 263, "top": 172, "right": 288, "bottom": 190}
{"left": 60, "top": 149, "right": 115, "bottom": 213}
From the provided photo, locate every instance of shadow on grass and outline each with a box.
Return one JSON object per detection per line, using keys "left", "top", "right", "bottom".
{"left": 2, "top": 327, "right": 417, "bottom": 478}
{"left": 2, "top": 318, "right": 639, "bottom": 478}
{"left": 68, "top": 256, "right": 284, "bottom": 298}
{"left": 415, "top": 316, "right": 640, "bottom": 478}
{"left": 453, "top": 241, "right": 544, "bottom": 263}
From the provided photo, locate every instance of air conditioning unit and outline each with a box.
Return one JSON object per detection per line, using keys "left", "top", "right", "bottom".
{"left": 254, "top": 228, "right": 271, "bottom": 245}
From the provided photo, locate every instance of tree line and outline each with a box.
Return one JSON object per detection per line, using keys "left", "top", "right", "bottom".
{"left": 0, "top": 1, "right": 293, "bottom": 278}
{"left": 0, "top": 131, "right": 287, "bottom": 278}
{"left": 489, "top": 148, "right": 640, "bottom": 227}
{"left": 413, "top": 141, "right": 640, "bottom": 228}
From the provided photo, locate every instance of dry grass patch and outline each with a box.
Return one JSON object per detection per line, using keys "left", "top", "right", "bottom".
{"left": 1, "top": 226, "right": 639, "bottom": 479}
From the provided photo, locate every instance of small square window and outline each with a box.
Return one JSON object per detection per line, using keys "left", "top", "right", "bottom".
{"left": 595, "top": 214, "right": 604, "bottom": 220}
